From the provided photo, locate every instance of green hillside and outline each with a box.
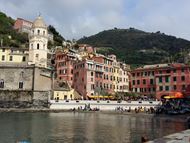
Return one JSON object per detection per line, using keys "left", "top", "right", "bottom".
{"left": 0, "top": 12, "right": 28, "bottom": 47}
{"left": 78, "top": 28, "right": 190, "bottom": 67}
{"left": 0, "top": 11, "right": 65, "bottom": 48}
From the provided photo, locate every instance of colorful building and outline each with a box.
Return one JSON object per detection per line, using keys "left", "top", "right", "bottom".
{"left": 130, "top": 63, "right": 190, "bottom": 99}
{"left": 0, "top": 47, "right": 28, "bottom": 64}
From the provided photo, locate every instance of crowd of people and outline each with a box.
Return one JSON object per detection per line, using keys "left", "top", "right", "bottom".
{"left": 156, "top": 99, "right": 190, "bottom": 114}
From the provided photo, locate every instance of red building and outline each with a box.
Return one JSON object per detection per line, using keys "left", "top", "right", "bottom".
{"left": 55, "top": 50, "right": 76, "bottom": 87}
{"left": 130, "top": 63, "right": 190, "bottom": 99}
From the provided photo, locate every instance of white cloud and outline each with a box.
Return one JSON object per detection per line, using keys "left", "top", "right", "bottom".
{"left": 0, "top": 0, "right": 190, "bottom": 40}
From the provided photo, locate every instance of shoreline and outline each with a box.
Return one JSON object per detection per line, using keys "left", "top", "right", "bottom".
{"left": 0, "top": 108, "right": 156, "bottom": 115}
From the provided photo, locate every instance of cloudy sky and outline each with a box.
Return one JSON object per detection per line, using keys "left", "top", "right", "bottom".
{"left": 0, "top": 0, "right": 190, "bottom": 40}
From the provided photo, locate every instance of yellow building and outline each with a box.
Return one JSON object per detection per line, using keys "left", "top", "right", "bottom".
{"left": 53, "top": 80, "right": 81, "bottom": 100}
{"left": 0, "top": 47, "right": 28, "bottom": 63}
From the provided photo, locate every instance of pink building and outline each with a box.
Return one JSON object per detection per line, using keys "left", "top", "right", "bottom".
{"left": 14, "top": 18, "right": 33, "bottom": 33}
{"left": 73, "top": 59, "right": 96, "bottom": 99}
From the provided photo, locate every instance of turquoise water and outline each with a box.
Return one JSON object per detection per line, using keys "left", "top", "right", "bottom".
{"left": 0, "top": 112, "right": 188, "bottom": 143}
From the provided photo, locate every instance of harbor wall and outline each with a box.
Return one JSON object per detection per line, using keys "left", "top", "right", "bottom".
{"left": 50, "top": 100, "right": 161, "bottom": 110}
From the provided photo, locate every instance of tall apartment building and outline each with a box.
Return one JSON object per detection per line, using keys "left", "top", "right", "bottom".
{"left": 130, "top": 63, "right": 190, "bottom": 99}
{"left": 55, "top": 49, "right": 77, "bottom": 87}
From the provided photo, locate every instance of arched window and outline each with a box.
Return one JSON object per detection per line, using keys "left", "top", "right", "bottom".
{"left": 37, "top": 30, "right": 40, "bottom": 35}
{"left": 43, "top": 31, "right": 45, "bottom": 35}
{"left": 31, "top": 44, "right": 33, "bottom": 49}
{"left": 37, "top": 43, "right": 40, "bottom": 49}
{"left": 0, "top": 79, "right": 4, "bottom": 88}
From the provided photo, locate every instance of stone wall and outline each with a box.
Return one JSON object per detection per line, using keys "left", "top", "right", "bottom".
{"left": 0, "top": 65, "right": 52, "bottom": 108}
{"left": 33, "top": 91, "right": 51, "bottom": 108}
{"left": 0, "top": 90, "right": 33, "bottom": 108}
{"left": 0, "top": 90, "right": 51, "bottom": 108}
{"left": 0, "top": 65, "right": 34, "bottom": 90}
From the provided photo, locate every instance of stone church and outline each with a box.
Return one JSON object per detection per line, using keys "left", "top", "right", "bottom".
{"left": 0, "top": 15, "right": 52, "bottom": 108}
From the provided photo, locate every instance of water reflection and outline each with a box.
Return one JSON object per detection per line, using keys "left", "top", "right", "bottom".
{"left": 0, "top": 112, "right": 187, "bottom": 143}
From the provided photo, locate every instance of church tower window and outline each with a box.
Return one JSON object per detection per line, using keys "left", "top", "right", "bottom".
{"left": 37, "top": 43, "right": 40, "bottom": 49}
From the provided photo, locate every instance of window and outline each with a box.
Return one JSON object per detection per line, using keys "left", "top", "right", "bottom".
{"left": 166, "top": 70, "right": 170, "bottom": 73}
{"left": 173, "top": 69, "right": 176, "bottom": 73}
{"left": 165, "top": 86, "right": 169, "bottom": 91}
{"left": 64, "top": 95, "right": 67, "bottom": 100}
{"left": 132, "top": 80, "right": 135, "bottom": 85}
{"left": 19, "top": 81, "right": 23, "bottom": 89}
{"left": 37, "top": 30, "right": 40, "bottom": 35}
{"left": 31, "top": 44, "right": 33, "bottom": 49}
{"left": 152, "top": 71, "right": 154, "bottom": 76}
{"left": 173, "top": 85, "right": 177, "bottom": 90}
{"left": 143, "top": 79, "right": 146, "bottom": 84}
{"left": 91, "top": 72, "right": 93, "bottom": 76}
{"left": 22, "top": 56, "right": 26, "bottom": 62}
{"left": 181, "top": 68, "right": 184, "bottom": 73}
{"left": 2, "top": 55, "right": 5, "bottom": 61}
{"left": 37, "top": 43, "right": 40, "bottom": 49}
{"left": 165, "top": 76, "right": 169, "bottom": 83}
{"left": 182, "top": 85, "right": 186, "bottom": 90}
{"left": 159, "top": 77, "right": 162, "bottom": 83}
{"left": 181, "top": 76, "right": 185, "bottom": 81}
{"left": 91, "top": 78, "right": 93, "bottom": 82}
{"left": 2, "top": 48, "right": 5, "bottom": 52}
{"left": 150, "top": 79, "right": 154, "bottom": 85}
{"left": 173, "top": 76, "right": 176, "bottom": 82}
{"left": 91, "top": 84, "right": 94, "bottom": 90}
{"left": 159, "top": 86, "right": 163, "bottom": 91}
{"left": 159, "top": 71, "right": 162, "bottom": 74}
{"left": 9, "top": 56, "right": 13, "bottom": 61}
{"left": 137, "top": 80, "right": 140, "bottom": 85}
{"left": 0, "top": 80, "right": 4, "bottom": 88}
{"left": 43, "top": 31, "right": 45, "bottom": 35}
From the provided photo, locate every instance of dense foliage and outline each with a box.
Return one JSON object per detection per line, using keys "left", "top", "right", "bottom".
{"left": 48, "top": 25, "right": 65, "bottom": 47}
{"left": 0, "top": 12, "right": 28, "bottom": 47}
{"left": 78, "top": 28, "right": 190, "bottom": 67}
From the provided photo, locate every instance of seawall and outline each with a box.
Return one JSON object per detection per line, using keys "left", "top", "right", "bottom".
{"left": 50, "top": 100, "right": 161, "bottom": 110}
{"left": 0, "top": 90, "right": 50, "bottom": 108}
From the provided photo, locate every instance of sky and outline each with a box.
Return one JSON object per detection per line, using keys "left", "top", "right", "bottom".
{"left": 0, "top": 0, "right": 190, "bottom": 40}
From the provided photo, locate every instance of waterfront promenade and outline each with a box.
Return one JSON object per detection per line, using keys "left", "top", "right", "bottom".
{"left": 50, "top": 100, "right": 161, "bottom": 111}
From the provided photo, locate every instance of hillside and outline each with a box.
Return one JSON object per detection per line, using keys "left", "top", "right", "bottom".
{"left": 78, "top": 28, "right": 190, "bottom": 67}
{"left": 0, "top": 12, "right": 28, "bottom": 47}
{"left": 0, "top": 11, "right": 64, "bottom": 48}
